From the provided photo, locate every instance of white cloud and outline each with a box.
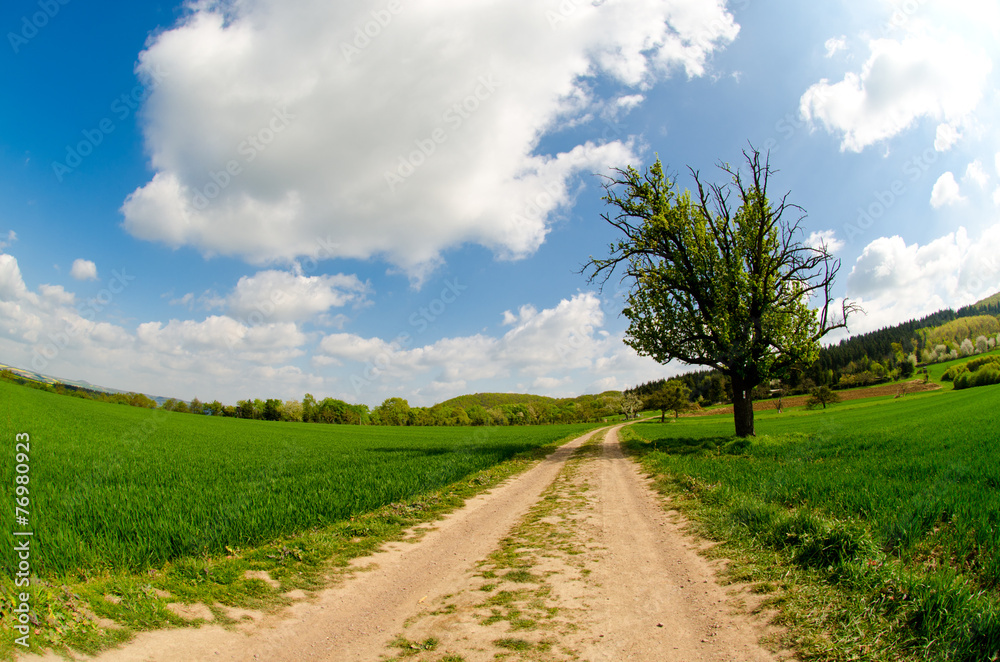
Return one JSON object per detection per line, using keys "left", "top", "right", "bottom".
{"left": 38, "top": 284, "right": 75, "bottom": 306}
{"left": 964, "top": 160, "right": 989, "bottom": 189}
{"left": 0, "top": 251, "right": 681, "bottom": 407}
{"left": 805, "top": 229, "right": 845, "bottom": 254}
{"left": 0, "top": 230, "right": 15, "bottom": 251}
{"left": 994, "top": 186, "right": 1000, "bottom": 207}
{"left": 930, "top": 172, "right": 965, "bottom": 208}
{"left": 0, "top": 250, "right": 323, "bottom": 403}
{"left": 616, "top": 94, "right": 645, "bottom": 112}
{"left": 316, "top": 292, "right": 678, "bottom": 404}
{"left": 0, "top": 254, "right": 34, "bottom": 303}
{"left": 845, "top": 225, "right": 1000, "bottom": 333}
{"left": 995, "top": 151, "right": 1000, "bottom": 176}
{"left": 934, "top": 123, "right": 962, "bottom": 152}
{"left": 824, "top": 36, "right": 847, "bottom": 58}
{"left": 227, "top": 270, "right": 369, "bottom": 323}
{"left": 120, "top": 0, "right": 738, "bottom": 280}
{"left": 800, "top": 30, "right": 992, "bottom": 152}
{"left": 70, "top": 259, "right": 98, "bottom": 281}
{"left": 169, "top": 292, "right": 194, "bottom": 307}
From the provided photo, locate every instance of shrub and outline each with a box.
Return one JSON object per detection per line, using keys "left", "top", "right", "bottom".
{"left": 945, "top": 356, "right": 1000, "bottom": 383}
{"left": 954, "top": 366, "right": 1000, "bottom": 390}
{"left": 807, "top": 385, "right": 840, "bottom": 409}
{"left": 942, "top": 364, "right": 970, "bottom": 382}
{"left": 966, "top": 355, "right": 1000, "bottom": 372}
{"left": 971, "top": 367, "right": 1000, "bottom": 388}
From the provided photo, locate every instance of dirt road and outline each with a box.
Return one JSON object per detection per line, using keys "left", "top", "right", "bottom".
{"left": 37, "top": 426, "right": 780, "bottom": 661}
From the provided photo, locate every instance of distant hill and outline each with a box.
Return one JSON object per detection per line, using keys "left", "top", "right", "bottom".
{"left": 0, "top": 361, "right": 172, "bottom": 403}
{"left": 434, "top": 391, "right": 624, "bottom": 411}
{"left": 435, "top": 392, "right": 559, "bottom": 410}
{"left": 0, "top": 362, "right": 119, "bottom": 392}
{"left": 958, "top": 292, "right": 1000, "bottom": 317}
{"left": 922, "top": 315, "right": 1000, "bottom": 346}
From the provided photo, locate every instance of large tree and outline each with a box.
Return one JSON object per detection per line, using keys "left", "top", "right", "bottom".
{"left": 585, "top": 147, "right": 857, "bottom": 437}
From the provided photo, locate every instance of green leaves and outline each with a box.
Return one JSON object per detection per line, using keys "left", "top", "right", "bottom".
{"left": 585, "top": 146, "right": 854, "bottom": 436}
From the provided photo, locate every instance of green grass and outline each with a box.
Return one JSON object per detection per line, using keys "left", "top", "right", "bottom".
{"left": 0, "top": 380, "right": 594, "bottom": 577}
{"left": 624, "top": 385, "right": 1000, "bottom": 661}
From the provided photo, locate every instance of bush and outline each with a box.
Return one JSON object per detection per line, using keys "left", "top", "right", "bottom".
{"left": 942, "top": 364, "right": 970, "bottom": 382}
{"left": 954, "top": 366, "right": 1000, "bottom": 390}
{"left": 971, "top": 367, "right": 1000, "bottom": 388}
{"left": 943, "top": 355, "right": 1000, "bottom": 382}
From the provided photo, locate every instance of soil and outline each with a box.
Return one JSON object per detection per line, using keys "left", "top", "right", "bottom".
{"left": 29, "top": 426, "right": 783, "bottom": 662}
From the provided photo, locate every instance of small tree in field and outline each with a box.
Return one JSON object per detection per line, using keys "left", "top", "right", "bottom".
{"left": 620, "top": 392, "right": 642, "bottom": 420}
{"left": 645, "top": 380, "right": 693, "bottom": 422}
{"left": 807, "top": 385, "right": 839, "bottom": 409}
{"left": 584, "top": 146, "right": 856, "bottom": 437}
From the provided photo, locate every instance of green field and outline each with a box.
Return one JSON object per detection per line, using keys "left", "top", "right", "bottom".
{"left": 624, "top": 385, "right": 1000, "bottom": 660}
{"left": 0, "top": 380, "right": 593, "bottom": 577}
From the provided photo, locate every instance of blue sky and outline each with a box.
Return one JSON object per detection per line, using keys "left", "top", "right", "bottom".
{"left": 1, "top": 0, "right": 998, "bottom": 406}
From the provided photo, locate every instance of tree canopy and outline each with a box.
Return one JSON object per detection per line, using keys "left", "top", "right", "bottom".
{"left": 644, "top": 380, "right": 693, "bottom": 422}
{"left": 585, "top": 147, "right": 856, "bottom": 437}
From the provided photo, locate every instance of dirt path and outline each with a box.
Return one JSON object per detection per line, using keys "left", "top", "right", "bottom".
{"left": 33, "top": 426, "right": 780, "bottom": 662}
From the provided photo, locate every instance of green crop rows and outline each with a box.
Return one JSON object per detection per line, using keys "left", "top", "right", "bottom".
{"left": 0, "top": 381, "right": 592, "bottom": 577}
{"left": 625, "top": 385, "right": 1000, "bottom": 660}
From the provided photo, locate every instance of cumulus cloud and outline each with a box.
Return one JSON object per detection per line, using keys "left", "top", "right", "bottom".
{"left": 800, "top": 30, "right": 992, "bottom": 152}
{"left": 0, "top": 248, "right": 680, "bottom": 406}
{"left": 316, "top": 292, "right": 677, "bottom": 403}
{"left": 70, "top": 259, "right": 98, "bottom": 281}
{"left": 934, "top": 123, "right": 962, "bottom": 151}
{"left": 824, "top": 36, "right": 847, "bottom": 58}
{"left": 964, "top": 160, "right": 989, "bottom": 189}
{"left": 805, "top": 229, "right": 845, "bottom": 254}
{"left": 120, "top": 0, "right": 738, "bottom": 280}
{"left": 0, "top": 250, "right": 323, "bottom": 403}
{"left": 845, "top": 225, "right": 1000, "bottom": 333}
{"left": 0, "top": 254, "right": 34, "bottom": 303}
{"left": 226, "top": 270, "right": 370, "bottom": 323}
{"left": 930, "top": 172, "right": 965, "bottom": 208}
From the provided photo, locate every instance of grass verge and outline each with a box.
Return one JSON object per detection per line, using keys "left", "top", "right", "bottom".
{"left": 0, "top": 426, "right": 601, "bottom": 660}
{"left": 620, "top": 388, "right": 1000, "bottom": 661}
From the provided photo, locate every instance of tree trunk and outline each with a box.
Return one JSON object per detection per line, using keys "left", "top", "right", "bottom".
{"left": 731, "top": 375, "right": 756, "bottom": 437}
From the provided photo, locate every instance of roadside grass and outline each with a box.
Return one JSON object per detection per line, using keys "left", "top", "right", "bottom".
{"left": 0, "top": 380, "right": 600, "bottom": 659}
{"left": 623, "top": 385, "right": 1000, "bottom": 661}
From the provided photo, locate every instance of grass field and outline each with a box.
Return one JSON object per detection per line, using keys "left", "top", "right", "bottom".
{"left": 624, "top": 384, "right": 1000, "bottom": 661}
{"left": 0, "top": 380, "right": 594, "bottom": 578}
